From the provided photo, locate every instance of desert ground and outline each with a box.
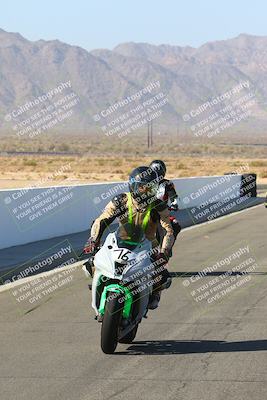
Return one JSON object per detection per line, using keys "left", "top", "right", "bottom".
{"left": 0, "top": 134, "right": 266, "bottom": 189}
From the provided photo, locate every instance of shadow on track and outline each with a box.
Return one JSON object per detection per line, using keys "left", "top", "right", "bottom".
{"left": 116, "top": 340, "right": 267, "bottom": 355}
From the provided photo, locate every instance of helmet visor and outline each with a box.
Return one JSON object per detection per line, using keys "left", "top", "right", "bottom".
{"left": 138, "top": 181, "right": 158, "bottom": 197}
{"left": 129, "top": 167, "right": 160, "bottom": 202}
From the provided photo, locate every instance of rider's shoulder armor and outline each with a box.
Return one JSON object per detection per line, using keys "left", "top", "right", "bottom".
{"left": 112, "top": 193, "right": 127, "bottom": 207}
{"left": 111, "top": 193, "right": 128, "bottom": 217}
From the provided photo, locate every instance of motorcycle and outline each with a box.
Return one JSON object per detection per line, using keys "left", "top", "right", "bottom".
{"left": 83, "top": 227, "right": 162, "bottom": 354}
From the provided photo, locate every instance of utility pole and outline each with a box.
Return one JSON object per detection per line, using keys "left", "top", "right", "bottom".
{"left": 147, "top": 121, "right": 150, "bottom": 148}
{"left": 150, "top": 120, "right": 153, "bottom": 147}
{"left": 147, "top": 120, "right": 153, "bottom": 148}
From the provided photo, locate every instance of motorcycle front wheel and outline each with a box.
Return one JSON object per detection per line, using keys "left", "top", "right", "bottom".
{"left": 118, "top": 325, "right": 138, "bottom": 344}
{"left": 101, "top": 294, "right": 123, "bottom": 354}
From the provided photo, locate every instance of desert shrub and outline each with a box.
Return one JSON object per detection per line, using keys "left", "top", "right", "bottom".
{"left": 97, "top": 159, "right": 106, "bottom": 166}
{"left": 58, "top": 144, "right": 70, "bottom": 152}
{"left": 176, "top": 162, "right": 187, "bottom": 169}
{"left": 23, "top": 160, "right": 37, "bottom": 167}
{"left": 250, "top": 160, "right": 267, "bottom": 167}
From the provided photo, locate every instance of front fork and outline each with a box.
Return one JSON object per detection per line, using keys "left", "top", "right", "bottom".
{"left": 98, "top": 284, "right": 133, "bottom": 319}
{"left": 91, "top": 271, "right": 133, "bottom": 319}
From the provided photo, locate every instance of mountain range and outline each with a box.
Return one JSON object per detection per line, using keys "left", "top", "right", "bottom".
{"left": 0, "top": 28, "right": 267, "bottom": 135}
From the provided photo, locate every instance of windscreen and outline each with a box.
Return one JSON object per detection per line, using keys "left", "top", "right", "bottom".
{"left": 115, "top": 223, "right": 145, "bottom": 250}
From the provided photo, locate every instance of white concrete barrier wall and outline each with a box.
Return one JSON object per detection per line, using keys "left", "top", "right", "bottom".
{"left": 0, "top": 175, "right": 242, "bottom": 250}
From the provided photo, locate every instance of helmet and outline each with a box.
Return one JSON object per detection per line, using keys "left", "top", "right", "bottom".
{"left": 149, "top": 160, "right": 166, "bottom": 178}
{"left": 129, "top": 166, "right": 159, "bottom": 205}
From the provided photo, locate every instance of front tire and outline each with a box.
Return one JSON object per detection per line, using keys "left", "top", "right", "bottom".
{"left": 101, "top": 294, "right": 123, "bottom": 354}
{"left": 119, "top": 325, "right": 138, "bottom": 344}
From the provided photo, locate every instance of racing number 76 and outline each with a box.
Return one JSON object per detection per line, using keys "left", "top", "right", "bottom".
{"left": 114, "top": 249, "right": 131, "bottom": 261}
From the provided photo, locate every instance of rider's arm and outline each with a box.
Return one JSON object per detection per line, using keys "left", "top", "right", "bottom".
{"left": 90, "top": 201, "right": 117, "bottom": 242}
{"left": 158, "top": 207, "right": 175, "bottom": 256}
{"left": 90, "top": 193, "right": 127, "bottom": 242}
{"left": 165, "top": 180, "right": 178, "bottom": 202}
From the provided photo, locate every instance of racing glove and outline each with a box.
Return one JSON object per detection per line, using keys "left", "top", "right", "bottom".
{"left": 170, "top": 198, "right": 179, "bottom": 211}
{"left": 83, "top": 237, "right": 99, "bottom": 254}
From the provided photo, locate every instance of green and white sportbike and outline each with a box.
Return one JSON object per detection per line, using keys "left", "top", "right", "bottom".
{"left": 88, "top": 227, "right": 161, "bottom": 354}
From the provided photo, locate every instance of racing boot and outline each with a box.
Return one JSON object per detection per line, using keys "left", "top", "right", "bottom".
{"left": 148, "top": 291, "right": 161, "bottom": 310}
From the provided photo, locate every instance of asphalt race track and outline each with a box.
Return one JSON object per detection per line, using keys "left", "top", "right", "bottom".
{"left": 0, "top": 204, "right": 266, "bottom": 400}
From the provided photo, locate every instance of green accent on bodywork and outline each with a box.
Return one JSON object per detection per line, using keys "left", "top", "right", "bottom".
{"left": 98, "top": 284, "right": 133, "bottom": 319}
{"left": 121, "top": 286, "right": 133, "bottom": 318}
{"left": 121, "top": 240, "right": 140, "bottom": 246}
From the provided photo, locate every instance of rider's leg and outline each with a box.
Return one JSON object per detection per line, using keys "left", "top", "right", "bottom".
{"left": 168, "top": 218, "right": 181, "bottom": 258}
{"left": 82, "top": 257, "right": 95, "bottom": 278}
{"left": 148, "top": 273, "right": 171, "bottom": 309}
{"left": 148, "top": 256, "right": 171, "bottom": 310}
{"left": 148, "top": 290, "right": 161, "bottom": 310}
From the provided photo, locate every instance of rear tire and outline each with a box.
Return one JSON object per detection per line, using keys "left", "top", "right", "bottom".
{"left": 101, "top": 294, "right": 123, "bottom": 354}
{"left": 119, "top": 325, "right": 138, "bottom": 344}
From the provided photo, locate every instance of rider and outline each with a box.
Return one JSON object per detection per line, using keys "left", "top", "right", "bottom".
{"left": 149, "top": 160, "right": 181, "bottom": 251}
{"left": 83, "top": 166, "right": 175, "bottom": 309}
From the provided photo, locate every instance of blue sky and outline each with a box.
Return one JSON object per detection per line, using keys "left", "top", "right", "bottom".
{"left": 1, "top": 0, "right": 267, "bottom": 51}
